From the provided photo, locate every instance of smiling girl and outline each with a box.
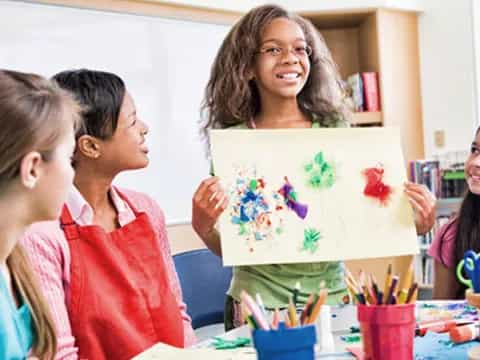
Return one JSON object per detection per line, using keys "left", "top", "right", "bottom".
{"left": 430, "top": 127, "right": 480, "bottom": 299}
{"left": 191, "top": 5, "right": 437, "bottom": 329}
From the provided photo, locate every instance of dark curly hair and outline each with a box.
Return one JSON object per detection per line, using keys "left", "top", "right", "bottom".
{"left": 201, "top": 4, "right": 350, "bottom": 138}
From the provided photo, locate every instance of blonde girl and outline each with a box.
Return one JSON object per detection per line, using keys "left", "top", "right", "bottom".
{"left": 0, "top": 69, "right": 79, "bottom": 359}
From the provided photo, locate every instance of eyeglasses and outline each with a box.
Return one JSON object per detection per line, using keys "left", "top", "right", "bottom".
{"left": 256, "top": 45, "right": 313, "bottom": 58}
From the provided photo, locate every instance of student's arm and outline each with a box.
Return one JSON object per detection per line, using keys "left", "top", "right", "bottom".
{"left": 192, "top": 177, "right": 228, "bottom": 257}
{"left": 20, "top": 228, "right": 78, "bottom": 360}
{"left": 432, "top": 259, "right": 460, "bottom": 299}
{"left": 428, "top": 219, "right": 458, "bottom": 299}
{"left": 404, "top": 182, "right": 437, "bottom": 235}
{"left": 144, "top": 196, "right": 197, "bottom": 346}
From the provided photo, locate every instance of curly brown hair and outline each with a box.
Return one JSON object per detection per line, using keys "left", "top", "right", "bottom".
{"left": 201, "top": 4, "right": 350, "bottom": 136}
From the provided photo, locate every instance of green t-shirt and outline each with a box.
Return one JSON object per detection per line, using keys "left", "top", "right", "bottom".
{"left": 219, "top": 117, "right": 349, "bottom": 308}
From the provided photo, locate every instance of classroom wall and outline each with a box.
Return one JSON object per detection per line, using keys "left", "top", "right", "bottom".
{"left": 418, "top": 0, "right": 478, "bottom": 157}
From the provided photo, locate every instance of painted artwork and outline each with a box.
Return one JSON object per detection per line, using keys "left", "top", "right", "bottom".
{"left": 210, "top": 127, "right": 419, "bottom": 266}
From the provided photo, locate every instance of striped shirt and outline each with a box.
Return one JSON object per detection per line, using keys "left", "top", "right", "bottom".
{"left": 21, "top": 186, "right": 196, "bottom": 359}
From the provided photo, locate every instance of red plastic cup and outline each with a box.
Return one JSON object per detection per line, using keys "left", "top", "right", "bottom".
{"left": 357, "top": 303, "right": 415, "bottom": 360}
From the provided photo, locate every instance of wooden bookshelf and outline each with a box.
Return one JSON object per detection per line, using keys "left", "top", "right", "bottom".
{"left": 351, "top": 111, "right": 382, "bottom": 126}
{"left": 302, "top": 9, "right": 424, "bottom": 162}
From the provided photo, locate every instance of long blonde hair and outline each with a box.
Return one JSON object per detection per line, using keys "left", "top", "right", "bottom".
{"left": 0, "top": 69, "right": 80, "bottom": 359}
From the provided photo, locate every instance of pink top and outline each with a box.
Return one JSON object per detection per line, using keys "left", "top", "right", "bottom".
{"left": 428, "top": 217, "right": 458, "bottom": 269}
{"left": 21, "top": 186, "right": 196, "bottom": 359}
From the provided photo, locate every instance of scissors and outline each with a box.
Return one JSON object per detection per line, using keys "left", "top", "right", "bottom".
{"left": 456, "top": 250, "right": 480, "bottom": 293}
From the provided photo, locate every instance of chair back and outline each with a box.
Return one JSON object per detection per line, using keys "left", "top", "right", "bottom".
{"left": 173, "top": 248, "right": 232, "bottom": 329}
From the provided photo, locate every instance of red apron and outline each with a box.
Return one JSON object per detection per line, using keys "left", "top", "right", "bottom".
{"left": 60, "top": 190, "right": 184, "bottom": 360}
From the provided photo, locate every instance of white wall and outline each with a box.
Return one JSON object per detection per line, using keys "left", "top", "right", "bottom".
{"left": 474, "top": 0, "right": 480, "bottom": 132}
{"left": 418, "top": 0, "right": 478, "bottom": 157}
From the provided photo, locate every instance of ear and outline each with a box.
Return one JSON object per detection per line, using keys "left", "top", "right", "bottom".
{"left": 246, "top": 67, "right": 255, "bottom": 81}
{"left": 19, "top": 151, "right": 43, "bottom": 189}
{"left": 77, "top": 134, "right": 101, "bottom": 159}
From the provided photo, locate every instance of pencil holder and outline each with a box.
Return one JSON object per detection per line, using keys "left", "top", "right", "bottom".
{"left": 357, "top": 303, "right": 415, "bottom": 360}
{"left": 252, "top": 322, "right": 316, "bottom": 360}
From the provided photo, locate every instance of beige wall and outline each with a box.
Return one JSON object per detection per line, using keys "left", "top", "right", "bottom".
{"left": 167, "top": 224, "right": 205, "bottom": 255}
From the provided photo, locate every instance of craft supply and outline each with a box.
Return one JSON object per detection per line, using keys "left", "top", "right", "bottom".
{"left": 450, "top": 323, "right": 480, "bottom": 344}
{"left": 457, "top": 250, "right": 480, "bottom": 293}
{"left": 383, "top": 264, "right": 392, "bottom": 303}
{"left": 252, "top": 322, "right": 316, "bottom": 360}
{"left": 398, "top": 260, "right": 414, "bottom": 304}
{"left": 316, "top": 305, "right": 334, "bottom": 352}
{"left": 240, "top": 291, "right": 270, "bottom": 330}
{"left": 416, "top": 319, "right": 458, "bottom": 336}
{"left": 211, "top": 337, "right": 251, "bottom": 350}
{"left": 357, "top": 303, "right": 415, "bottom": 360}
{"left": 340, "top": 334, "right": 361, "bottom": 343}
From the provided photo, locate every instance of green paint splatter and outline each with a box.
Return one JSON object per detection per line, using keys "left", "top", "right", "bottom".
{"left": 302, "top": 227, "right": 321, "bottom": 253}
{"left": 249, "top": 179, "right": 258, "bottom": 191}
{"left": 276, "top": 227, "right": 283, "bottom": 235}
{"left": 238, "top": 223, "right": 247, "bottom": 235}
{"left": 314, "top": 152, "right": 324, "bottom": 165}
{"left": 305, "top": 151, "right": 336, "bottom": 189}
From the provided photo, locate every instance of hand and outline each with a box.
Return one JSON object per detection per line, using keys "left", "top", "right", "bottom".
{"left": 192, "top": 177, "right": 229, "bottom": 239}
{"left": 404, "top": 181, "right": 436, "bottom": 235}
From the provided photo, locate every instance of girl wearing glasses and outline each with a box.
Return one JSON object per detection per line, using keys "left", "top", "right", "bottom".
{"left": 0, "top": 70, "right": 80, "bottom": 360}
{"left": 192, "top": 4, "right": 436, "bottom": 329}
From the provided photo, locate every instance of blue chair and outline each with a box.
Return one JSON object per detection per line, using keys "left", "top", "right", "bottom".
{"left": 173, "top": 248, "right": 232, "bottom": 329}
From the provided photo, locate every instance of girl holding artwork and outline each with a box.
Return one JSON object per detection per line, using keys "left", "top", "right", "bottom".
{"left": 192, "top": 4, "right": 436, "bottom": 329}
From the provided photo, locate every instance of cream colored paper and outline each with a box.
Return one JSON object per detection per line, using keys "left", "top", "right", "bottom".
{"left": 210, "top": 127, "right": 419, "bottom": 266}
{"left": 132, "top": 343, "right": 256, "bottom": 360}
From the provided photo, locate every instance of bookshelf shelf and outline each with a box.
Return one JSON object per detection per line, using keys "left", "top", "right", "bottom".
{"left": 437, "top": 197, "right": 462, "bottom": 217}
{"left": 419, "top": 284, "right": 433, "bottom": 290}
{"left": 351, "top": 111, "right": 382, "bottom": 126}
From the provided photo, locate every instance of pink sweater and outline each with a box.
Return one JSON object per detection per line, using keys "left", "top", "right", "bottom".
{"left": 21, "top": 186, "right": 196, "bottom": 359}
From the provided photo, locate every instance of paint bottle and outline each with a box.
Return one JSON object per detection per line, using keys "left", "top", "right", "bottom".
{"left": 450, "top": 323, "right": 480, "bottom": 344}
{"left": 316, "top": 305, "right": 335, "bottom": 352}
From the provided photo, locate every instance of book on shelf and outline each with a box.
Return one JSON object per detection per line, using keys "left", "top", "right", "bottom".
{"left": 409, "top": 159, "right": 466, "bottom": 199}
{"left": 441, "top": 169, "right": 466, "bottom": 198}
{"left": 345, "top": 72, "right": 380, "bottom": 112}
{"left": 346, "top": 73, "right": 364, "bottom": 112}
{"left": 414, "top": 254, "right": 434, "bottom": 288}
{"left": 361, "top": 72, "right": 380, "bottom": 112}
{"left": 409, "top": 159, "right": 441, "bottom": 198}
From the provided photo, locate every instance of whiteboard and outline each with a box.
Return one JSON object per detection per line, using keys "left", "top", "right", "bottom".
{"left": 0, "top": 1, "right": 230, "bottom": 224}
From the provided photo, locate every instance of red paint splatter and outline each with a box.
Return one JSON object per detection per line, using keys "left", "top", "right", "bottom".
{"left": 362, "top": 165, "right": 393, "bottom": 205}
{"left": 257, "top": 178, "right": 266, "bottom": 188}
